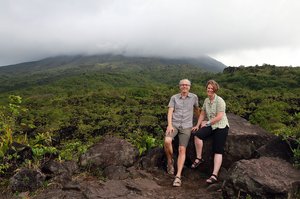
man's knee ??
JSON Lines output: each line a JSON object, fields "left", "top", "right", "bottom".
{"left": 178, "top": 146, "right": 186, "bottom": 154}
{"left": 164, "top": 137, "right": 172, "bottom": 146}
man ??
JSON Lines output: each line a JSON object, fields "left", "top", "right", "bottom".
{"left": 164, "top": 79, "right": 199, "bottom": 187}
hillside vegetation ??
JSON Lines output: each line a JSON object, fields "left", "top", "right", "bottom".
{"left": 0, "top": 56, "right": 299, "bottom": 181}
{"left": 0, "top": 54, "right": 226, "bottom": 93}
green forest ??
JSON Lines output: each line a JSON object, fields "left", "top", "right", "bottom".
{"left": 0, "top": 57, "right": 299, "bottom": 188}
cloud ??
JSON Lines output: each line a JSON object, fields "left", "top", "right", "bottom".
{"left": 0, "top": 0, "right": 299, "bottom": 66}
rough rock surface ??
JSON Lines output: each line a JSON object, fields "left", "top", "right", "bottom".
{"left": 223, "top": 157, "right": 300, "bottom": 199}
{"left": 9, "top": 168, "right": 46, "bottom": 193}
{"left": 31, "top": 169, "right": 222, "bottom": 199}
{"left": 103, "top": 165, "right": 129, "bottom": 180}
{"left": 79, "top": 136, "right": 139, "bottom": 169}
{"left": 41, "top": 160, "right": 79, "bottom": 185}
{"left": 254, "top": 136, "right": 294, "bottom": 162}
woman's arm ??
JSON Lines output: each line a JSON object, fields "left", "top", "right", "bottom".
{"left": 209, "top": 112, "right": 224, "bottom": 125}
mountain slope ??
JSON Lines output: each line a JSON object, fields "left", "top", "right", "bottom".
{"left": 0, "top": 54, "right": 225, "bottom": 93}
{"left": 0, "top": 54, "right": 226, "bottom": 75}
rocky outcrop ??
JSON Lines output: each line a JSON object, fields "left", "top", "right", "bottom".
{"left": 79, "top": 135, "right": 139, "bottom": 169}
{"left": 41, "top": 160, "right": 78, "bottom": 185}
{"left": 103, "top": 165, "right": 129, "bottom": 180}
{"left": 138, "top": 147, "right": 165, "bottom": 170}
{"left": 79, "top": 135, "right": 139, "bottom": 180}
{"left": 31, "top": 171, "right": 221, "bottom": 199}
{"left": 9, "top": 168, "right": 45, "bottom": 192}
{"left": 223, "top": 157, "right": 300, "bottom": 199}
{"left": 254, "top": 136, "right": 294, "bottom": 162}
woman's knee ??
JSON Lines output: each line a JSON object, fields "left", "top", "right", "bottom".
{"left": 194, "top": 136, "right": 203, "bottom": 143}
{"left": 212, "top": 147, "right": 225, "bottom": 154}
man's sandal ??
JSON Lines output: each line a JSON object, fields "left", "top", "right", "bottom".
{"left": 191, "top": 158, "right": 204, "bottom": 169}
{"left": 206, "top": 174, "right": 218, "bottom": 184}
{"left": 173, "top": 176, "right": 182, "bottom": 187}
{"left": 167, "top": 159, "right": 174, "bottom": 175}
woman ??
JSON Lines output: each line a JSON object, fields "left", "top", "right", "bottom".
{"left": 191, "top": 80, "right": 229, "bottom": 184}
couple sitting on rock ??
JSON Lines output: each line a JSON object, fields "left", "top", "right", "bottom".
{"left": 164, "top": 79, "right": 229, "bottom": 187}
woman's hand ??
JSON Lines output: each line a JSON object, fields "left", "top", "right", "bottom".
{"left": 201, "top": 121, "right": 208, "bottom": 128}
{"left": 192, "top": 125, "right": 199, "bottom": 132}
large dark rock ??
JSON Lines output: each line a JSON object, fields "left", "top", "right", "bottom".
{"left": 138, "top": 147, "right": 165, "bottom": 170}
{"left": 42, "top": 160, "right": 78, "bottom": 176}
{"left": 79, "top": 136, "right": 139, "bottom": 169}
{"left": 9, "top": 168, "right": 46, "bottom": 192}
{"left": 223, "top": 113, "right": 276, "bottom": 168}
{"left": 186, "top": 113, "right": 275, "bottom": 173}
{"left": 222, "top": 157, "right": 300, "bottom": 199}
{"left": 41, "top": 160, "right": 78, "bottom": 185}
{"left": 103, "top": 165, "right": 129, "bottom": 180}
{"left": 254, "top": 136, "right": 294, "bottom": 162}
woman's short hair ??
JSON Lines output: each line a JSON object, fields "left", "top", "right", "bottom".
{"left": 206, "top": 80, "right": 220, "bottom": 92}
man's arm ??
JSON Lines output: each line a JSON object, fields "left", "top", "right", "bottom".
{"left": 192, "top": 110, "right": 206, "bottom": 131}
{"left": 166, "top": 107, "right": 174, "bottom": 135}
{"left": 194, "top": 107, "right": 201, "bottom": 119}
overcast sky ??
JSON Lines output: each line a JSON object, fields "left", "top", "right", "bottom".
{"left": 0, "top": 0, "right": 299, "bottom": 67}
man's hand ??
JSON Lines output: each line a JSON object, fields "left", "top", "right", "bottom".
{"left": 166, "top": 125, "right": 174, "bottom": 135}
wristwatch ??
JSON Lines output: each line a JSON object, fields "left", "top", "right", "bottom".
{"left": 206, "top": 121, "right": 211, "bottom": 127}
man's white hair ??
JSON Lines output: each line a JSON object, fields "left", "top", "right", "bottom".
{"left": 179, "top": 79, "right": 191, "bottom": 85}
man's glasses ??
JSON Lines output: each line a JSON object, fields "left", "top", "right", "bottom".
{"left": 180, "top": 84, "right": 190, "bottom": 87}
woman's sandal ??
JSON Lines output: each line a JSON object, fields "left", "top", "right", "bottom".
{"left": 206, "top": 174, "right": 218, "bottom": 184}
{"left": 173, "top": 176, "right": 182, "bottom": 187}
{"left": 191, "top": 158, "right": 204, "bottom": 169}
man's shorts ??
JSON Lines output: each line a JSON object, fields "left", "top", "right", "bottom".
{"left": 166, "top": 126, "right": 192, "bottom": 148}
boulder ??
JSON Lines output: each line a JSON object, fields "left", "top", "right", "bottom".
{"left": 9, "top": 168, "right": 46, "bottom": 192}
{"left": 138, "top": 147, "right": 165, "bottom": 170}
{"left": 254, "top": 136, "right": 294, "bottom": 162}
{"left": 222, "top": 157, "right": 300, "bottom": 199}
{"left": 41, "top": 160, "right": 78, "bottom": 185}
{"left": 79, "top": 136, "right": 139, "bottom": 169}
{"left": 42, "top": 160, "right": 78, "bottom": 176}
{"left": 103, "top": 165, "right": 129, "bottom": 180}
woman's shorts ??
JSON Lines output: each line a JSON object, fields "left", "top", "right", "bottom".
{"left": 194, "top": 126, "right": 229, "bottom": 154}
